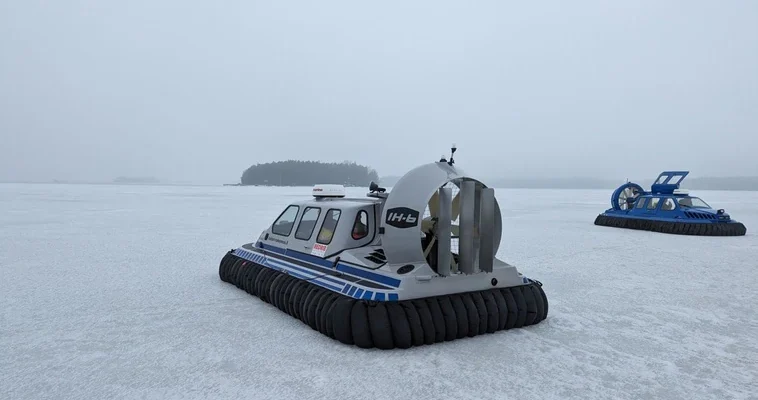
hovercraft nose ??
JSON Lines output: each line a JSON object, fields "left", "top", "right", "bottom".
{"left": 717, "top": 209, "right": 731, "bottom": 220}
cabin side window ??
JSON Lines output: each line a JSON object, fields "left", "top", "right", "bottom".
{"left": 317, "top": 209, "right": 341, "bottom": 245}
{"left": 660, "top": 198, "right": 676, "bottom": 211}
{"left": 635, "top": 198, "right": 647, "bottom": 208}
{"left": 646, "top": 197, "right": 660, "bottom": 210}
{"left": 294, "top": 207, "right": 321, "bottom": 240}
{"left": 677, "top": 197, "right": 710, "bottom": 209}
{"left": 272, "top": 205, "right": 300, "bottom": 236}
{"left": 351, "top": 210, "right": 369, "bottom": 240}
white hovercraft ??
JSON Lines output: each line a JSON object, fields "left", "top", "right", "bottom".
{"left": 218, "top": 146, "right": 548, "bottom": 349}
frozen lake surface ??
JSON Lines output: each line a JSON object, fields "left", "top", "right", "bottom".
{"left": 1, "top": 183, "right": 757, "bottom": 400}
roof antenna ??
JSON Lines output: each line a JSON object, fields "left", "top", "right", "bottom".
{"left": 448, "top": 143, "right": 457, "bottom": 166}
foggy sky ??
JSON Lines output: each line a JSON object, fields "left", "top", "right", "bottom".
{"left": 2, "top": 1, "right": 757, "bottom": 184}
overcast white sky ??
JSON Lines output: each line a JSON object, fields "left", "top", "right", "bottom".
{"left": 1, "top": 0, "right": 756, "bottom": 184}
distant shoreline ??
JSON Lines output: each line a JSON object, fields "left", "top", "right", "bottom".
{"left": 0, "top": 180, "right": 219, "bottom": 188}
{"left": 379, "top": 176, "right": 758, "bottom": 192}
{"left": 3, "top": 176, "right": 758, "bottom": 192}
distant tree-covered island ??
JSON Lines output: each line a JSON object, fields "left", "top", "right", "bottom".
{"left": 240, "top": 160, "right": 379, "bottom": 187}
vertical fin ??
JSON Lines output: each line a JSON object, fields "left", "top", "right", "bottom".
{"left": 427, "top": 190, "right": 440, "bottom": 218}
{"left": 450, "top": 190, "right": 462, "bottom": 220}
{"left": 458, "top": 180, "right": 475, "bottom": 275}
{"left": 437, "top": 187, "right": 452, "bottom": 276}
{"left": 478, "top": 187, "right": 495, "bottom": 273}
{"left": 473, "top": 183, "right": 481, "bottom": 272}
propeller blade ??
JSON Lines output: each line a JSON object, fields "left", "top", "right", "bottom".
{"left": 421, "top": 218, "right": 459, "bottom": 236}
{"left": 421, "top": 218, "right": 435, "bottom": 233}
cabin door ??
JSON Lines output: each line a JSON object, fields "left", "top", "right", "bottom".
{"left": 288, "top": 206, "right": 325, "bottom": 257}
{"left": 645, "top": 197, "right": 661, "bottom": 215}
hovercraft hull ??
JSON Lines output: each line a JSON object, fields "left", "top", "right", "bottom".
{"left": 594, "top": 214, "right": 747, "bottom": 236}
{"left": 218, "top": 250, "right": 548, "bottom": 349}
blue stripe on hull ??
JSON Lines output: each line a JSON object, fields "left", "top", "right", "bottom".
{"left": 232, "top": 247, "right": 400, "bottom": 301}
{"left": 334, "top": 263, "right": 401, "bottom": 288}
{"left": 257, "top": 243, "right": 401, "bottom": 288}
{"left": 601, "top": 213, "right": 740, "bottom": 224}
{"left": 265, "top": 257, "right": 344, "bottom": 286}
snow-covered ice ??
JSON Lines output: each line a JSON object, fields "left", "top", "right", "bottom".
{"left": 1, "top": 183, "right": 757, "bottom": 400}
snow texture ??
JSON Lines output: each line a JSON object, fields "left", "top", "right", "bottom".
{"left": 1, "top": 184, "right": 757, "bottom": 400}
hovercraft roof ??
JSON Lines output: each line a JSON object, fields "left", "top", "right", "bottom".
{"left": 290, "top": 195, "right": 382, "bottom": 208}
{"left": 291, "top": 183, "right": 384, "bottom": 206}
{"left": 638, "top": 190, "right": 694, "bottom": 198}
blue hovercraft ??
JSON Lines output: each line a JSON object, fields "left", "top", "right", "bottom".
{"left": 594, "top": 171, "right": 747, "bottom": 236}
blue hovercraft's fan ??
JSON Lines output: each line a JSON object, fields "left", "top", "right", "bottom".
{"left": 611, "top": 182, "right": 644, "bottom": 211}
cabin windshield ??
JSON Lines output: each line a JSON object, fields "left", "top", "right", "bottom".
{"left": 272, "top": 205, "right": 300, "bottom": 236}
{"left": 676, "top": 197, "right": 710, "bottom": 209}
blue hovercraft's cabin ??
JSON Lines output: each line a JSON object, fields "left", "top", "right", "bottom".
{"left": 218, "top": 147, "right": 548, "bottom": 349}
{"left": 594, "top": 171, "right": 746, "bottom": 236}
